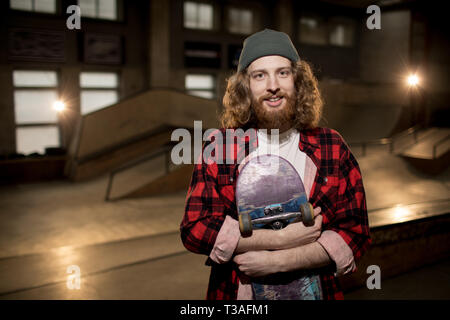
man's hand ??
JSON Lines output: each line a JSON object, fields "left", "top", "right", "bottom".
{"left": 234, "top": 241, "right": 332, "bottom": 277}
{"left": 235, "top": 207, "right": 322, "bottom": 254}
{"left": 233, "top": 250, "right": 279, "bottom": 278}
{"left": 275, "top": 207, "right": 322, "bottom": 250}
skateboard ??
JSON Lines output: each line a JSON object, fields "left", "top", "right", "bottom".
{"left": 236, "top": 154, "right": 323, "bottom": 300}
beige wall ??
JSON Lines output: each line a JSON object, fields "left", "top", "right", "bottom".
{"left": 149, "top": 0, "right": 171, "bottom": 88}
{"left": 359, "top": 10, "right": 411, "bottom": 84}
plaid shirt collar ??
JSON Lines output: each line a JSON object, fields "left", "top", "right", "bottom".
{"left": 246, "top": 127, "right": 321, "bottom": 165}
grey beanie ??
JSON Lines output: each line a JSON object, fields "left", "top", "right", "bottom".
{"left": 237, "top": 29, "right": 300, "bottom": 72}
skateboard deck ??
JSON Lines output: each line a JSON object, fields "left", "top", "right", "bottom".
{"left": 236, "top": 154, "right": 323, "bottom": 300}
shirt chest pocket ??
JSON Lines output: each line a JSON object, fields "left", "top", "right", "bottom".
{"left": 217, "top": 174, "right": 237, "bottom": 214}
{"left": 314, "top": 172, "right": 339, "bottom": 208}
{"left": 217, "top": 174, "right": 233, "bottom": 186}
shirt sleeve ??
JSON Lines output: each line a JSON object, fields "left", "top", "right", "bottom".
{"left": 317, "top": 230, "right": 356, "bottom": 277}
{"left": 209, "top": 215, "right": 241, "bottom": 264}
{"left": 326, "top": 143, "right": 371, "bottom": 268}
{"left": 180, "top": 142, "right": 228, "bottom": 256}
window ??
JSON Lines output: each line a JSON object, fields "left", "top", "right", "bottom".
{"left": 298, "top": 16, "right": 327, "bottom": 45}
{"left": 228, "top": 8, "right": 253, "bottom": 34}
{"left": 298, "top": 15, "right": 355, "bottom": 47}
{"left": 13, "top": 70, "right": 61, "bottom": 155}
{"left": 80, "top": 72, "right": 119, "bottom": 114}
{"left": 78, "top": 0, "right": 118, "bottom": 20}
{"left": 185, "top": 74, "right": 215, "bottom": 99}
{"left": 329, "top": 19, "right": 355, "bottom": 47}
{"left": 184, "top": 1, "right": 213, "bottom": 30}
{"left": 16, "top": 127, "right": 60, "bottom": 155}
{"left": 10, "top": 0, "right": 56, "bottom": 13}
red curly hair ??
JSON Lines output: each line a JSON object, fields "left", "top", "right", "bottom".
{"left": 221, "top": 60, "right": 323, "bottom": 130}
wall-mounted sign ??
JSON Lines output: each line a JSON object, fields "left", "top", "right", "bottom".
{"left": 184, "top": 42, "right": 221, "bottom": 68}
{"left": 83, "top": 33, "right": 123, "bottom": 65}
{"left": 8, "top": 28, "right": 65, "bottom": 62}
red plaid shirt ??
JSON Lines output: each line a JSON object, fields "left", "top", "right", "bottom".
{"left": 180, "top": 127, "right": 371, "bottom": 300}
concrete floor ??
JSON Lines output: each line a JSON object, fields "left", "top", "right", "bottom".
{"left": 345, "top": 258, "right": 450, "bottom": 300}
{"left": 0, "top": 176, "right": 186, "bottom": 258}
{"left": 0, "top": 147, "right": 448, "bottom": 300}
{"left": 0, "top": 232, "right": 209, "bottom": 299}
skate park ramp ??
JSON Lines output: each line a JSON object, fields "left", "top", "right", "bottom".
{"left": 319, "top": 81, "right": 410, "bottom": 143}
{"left": 104, "top": 145, "right": 194, "bottom": 201}
{"left": 401, "top": 128, "right": 450, "bottom": 175}
{"left": 66, "top": 88, "right": 219, "bottom": 181}
{"left": 324, "top": 103, "right": 405, "bottom": 142}
{"left": 399, "top": 127, "right": 450, "bottom": 159}
{"left": 357, "top": 148, "right": 449, "bottom": 213}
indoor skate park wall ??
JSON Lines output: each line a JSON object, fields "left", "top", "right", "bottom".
{"left": 318, "top": 10, "right": 413, "bottom": 144}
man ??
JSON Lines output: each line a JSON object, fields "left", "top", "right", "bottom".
{"left": 180, "top": 29, "right": 371, "bottom": 300}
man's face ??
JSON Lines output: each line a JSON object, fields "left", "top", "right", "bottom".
{"left": 247, "top": 55, "right": 296, "bottom": 131}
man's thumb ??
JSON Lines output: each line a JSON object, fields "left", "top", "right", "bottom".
{"left": 313, "top": 206, "right": 322, "bottom": 216}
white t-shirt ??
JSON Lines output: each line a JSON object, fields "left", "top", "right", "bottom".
{"left": 255, "top": 128, "right": 306, "bottom": 182}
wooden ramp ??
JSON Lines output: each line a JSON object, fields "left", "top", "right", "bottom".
{"left": 65, "top": 89, "right": 218, "bottom": 181}
{"left": 399, "top": 127, "right": 450, "bottom": 174}
{"left": 400, "top": 127, "right": 450, "bottom": 159}
{"left": 122, "top": 164, "right": 194, "bottom": 199}
{"left": 105, "top": 161, "right": 194, "bottom": 201}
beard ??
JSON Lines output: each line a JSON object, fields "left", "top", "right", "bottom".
{"left": 251, "top": 90, "right": 297, "bottom": 131}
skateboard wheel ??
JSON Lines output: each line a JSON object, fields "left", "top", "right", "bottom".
{"left": 300, "top": 202, "right": 314, "bottom": 227}
{"left": 239, "top": 213, "right": 253, "bottom": 237}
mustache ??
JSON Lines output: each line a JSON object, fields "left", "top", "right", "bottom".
{"left": 257, "top": 91, "right": 289, "bottom": 103}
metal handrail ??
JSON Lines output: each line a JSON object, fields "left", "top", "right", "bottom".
{"left": 433, "top": 134, "right": 450, "bottom": 158}
{"left": 350, "top": 125, "right": 423, "bottom": 157}
{"left": 351, "top": 138, "right": 391, "bottom": 157}
{"left": 390, "top": 124, "right": 422, "bottom": 151}
{"left": 105, "top": 144, "right": 173, "bottom": 201}
{"left": 75, "top": 126, "right": 172, "bottom": 165}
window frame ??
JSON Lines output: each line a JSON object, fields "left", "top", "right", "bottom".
{"left": 79, "top": 71, "right": 121, "bottom": 115}
{"left": 12, "top": 68, "right": 62, "bottom": 155}
{"left": 185, "top": 73, "right": 217, "bottom": 99}
{"left": 298, "top": 14, "right": 356, "bottom": 48}
{"left": 183, "top": 0, "right": 216, "bottom": 31}
{"left": 77, "top": 0, "right": 123, "bottom": 22}
{"left": 328, "top": 17, "right": 356, "bottom": 48}
{"left": 226, "top": 6, "right": 254, "bottom": 35}
{"left": 9, "top": 0, "right": 59, "bottom": 15}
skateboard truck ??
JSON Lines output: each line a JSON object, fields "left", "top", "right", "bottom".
{"left": 239, "top": 202, "right": 315, "bottom": 237}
